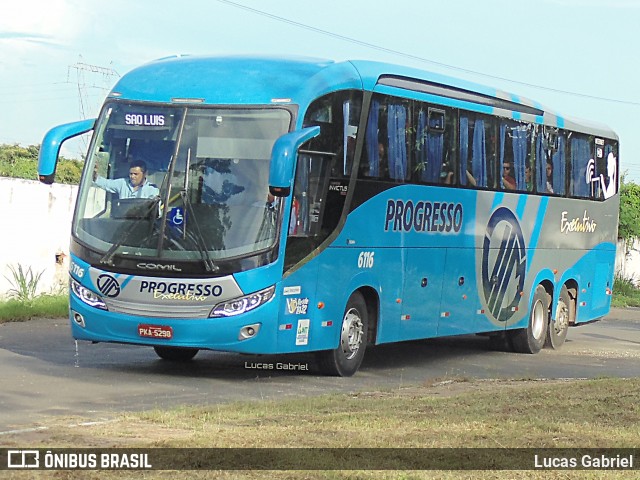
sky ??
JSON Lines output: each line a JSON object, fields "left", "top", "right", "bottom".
{"left": 1, "top": 0, "right": 640, "bottom": 180}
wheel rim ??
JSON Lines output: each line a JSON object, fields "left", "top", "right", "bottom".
{"left": 554, "top": 300, "right": 569, "bottom": 335}
{"left": 531, "top": 299, "right": 546, "bottom": 340}
{"left": 340, "top": 307, "right": 364, "bottom": 360}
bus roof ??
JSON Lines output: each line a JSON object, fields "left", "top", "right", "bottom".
{"left": 109, "top": 55, "right": 616, "bottom": 139}
{"left": 109, "top": 55, "right": 363, "bottom": 108}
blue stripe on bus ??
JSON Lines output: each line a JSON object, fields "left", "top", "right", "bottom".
{"left": 516, "top": 195, "right": 527, "bottom": 219}
{"left": 117, "top": 274, "right": 134, "bottom": 290}
{"left": 491, "top": 192, "right": 505, "bottom": 211}
{"left": 526, "top": 196, "right": 549, "bottom": 270}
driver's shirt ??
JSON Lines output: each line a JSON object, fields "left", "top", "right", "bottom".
{"left": 94, "top": 176, "right": 159, "bottom": 198}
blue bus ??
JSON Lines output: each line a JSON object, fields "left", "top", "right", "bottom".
{"left": 39, "top": 56, "right": 619, "bottom": 376}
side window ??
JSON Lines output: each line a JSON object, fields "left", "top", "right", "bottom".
{"left": 535, "top": 127, "right": 566, "bottom": 195}
{"left": 303, "top": 91, "right": 362, "bottom": 179}
{"left": 289, "top": 154, "right": 331, "bottom": 237}
{"left": 286, "top": 90, "right": 362, "bottom": 271}
{"left": 459, "top": 112, "right": 496, "bottom": 189}
{"left": 595, "top": 138, "right": 618, "bottom": 200}
{"left": 569, "top": 133, "right": 594, "bottom": 198}
{"left": 414, "top": 104, "right": 457, "bottom": 185}
{"left": 498, "top": 121, "right": 532, "bottom": 192}
{"left": 362, "top": 95, "right": 411, "bottom": 182}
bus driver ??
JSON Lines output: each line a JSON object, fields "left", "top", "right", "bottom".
{"left": 93, "top": 158, "right": 159, "bottom": 199}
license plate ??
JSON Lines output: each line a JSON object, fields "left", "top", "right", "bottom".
{"left": 138, "top": 324, "right": 173, "bottom": 340}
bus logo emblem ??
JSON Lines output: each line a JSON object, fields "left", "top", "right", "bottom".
{"left": 481, "top": 208, "right": 526, "bottom": 322}
{"left": 97, "top": 274, "right": 121, "bottom": 298}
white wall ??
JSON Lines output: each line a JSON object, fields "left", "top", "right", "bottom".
{"left": 616, "top": 238, "right": 640, "bottom": 285}
{"left": 0, "top": 177, "right": 77, "bottom": 298}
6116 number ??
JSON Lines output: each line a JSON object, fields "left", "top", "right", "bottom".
{"left": 357, "top": 251, "right": 375, "bottom": 269}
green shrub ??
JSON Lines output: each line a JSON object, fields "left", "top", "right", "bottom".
{"left": 4, "top": 264, "right": 44, "bottom": 304}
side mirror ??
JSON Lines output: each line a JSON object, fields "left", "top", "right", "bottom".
{"left": 38, "top": 119, "right": 96, "bottom": 184}
{"left": 269, "top": 126, "right": 320, "bottom": 197}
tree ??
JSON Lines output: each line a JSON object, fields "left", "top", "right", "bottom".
{"left": 618, "top": 177, "right": 640, "bottom": 243}
{"left": 0, "top": 144, "right": 82, "bottom": 184}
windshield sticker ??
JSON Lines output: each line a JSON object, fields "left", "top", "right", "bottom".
{"left": 286, "top": 298, "right": 309, "bottom": 315}
{"left": 295, "top": 319, "right": 310, "bottom": 346}
{"left": 283, "top": 286, "right": 302, "bottom": 296}
{"left": 385, "top": 200, "right": 463, "bottom": 234}
{"left": 169, "top": 207, "right": 185, "bottom": 227}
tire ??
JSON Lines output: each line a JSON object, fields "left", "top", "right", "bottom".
{"left": 153, "top": 346, "right": 199, "bottom": 361}
{"left": 545, "top": 286, "right": 570, "bottom": 349}
{"left": 317, "top": 292, "right": 368, "bottom": 377}
{"left": 509, "top": 285, "right": 549, "bottom": 354}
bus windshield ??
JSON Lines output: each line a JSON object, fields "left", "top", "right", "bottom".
{"left": 74, "top": 102, "right": 292, "bottom": 266}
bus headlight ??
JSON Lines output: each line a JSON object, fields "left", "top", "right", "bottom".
{"left": 210, "top": 286, "right": 275, "bottom": 318}
{"left": 70, "top": 278, "right": 108, "bottom": 310}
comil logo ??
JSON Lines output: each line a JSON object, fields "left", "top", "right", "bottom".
{"left": 97, "top": 274, "right": 121, "bottom": 298}
{"left": 481, "top": 207, "right": 526, "bottom": 322}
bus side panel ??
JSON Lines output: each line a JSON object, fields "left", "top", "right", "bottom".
{"left": 437, "top": 247, "right": 482, "bottom": 336}
{"left": 400, "top": 247, "right": 444, "bottom": 340}
{"left": 315, "top": 246, "right": 404, "bottom": 345}
{"left": 571, "top": 243, "right": 615, "bottom": 323}
{"left": 276, "top": 259, "right": 323, "bottom": 353}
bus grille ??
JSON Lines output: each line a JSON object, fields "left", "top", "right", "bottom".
{"left": 104, "top": 299, "right": 212, "bottom": 319}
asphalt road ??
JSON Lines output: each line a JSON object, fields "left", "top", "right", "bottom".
{"left": 0, "top": 308, "right": 638, "bottom": 433}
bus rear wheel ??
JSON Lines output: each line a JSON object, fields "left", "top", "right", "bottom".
{"left": 317, "top": 292, "right": 368, "bottom": 377}
{"left": 153, "top": 346, "right": 199, "bottom": 361}
{"left": 545, "top": 286, "right": 570, "bottom": 349}
{"left": 510, "top": 285, "right": 549, "bottom": 354}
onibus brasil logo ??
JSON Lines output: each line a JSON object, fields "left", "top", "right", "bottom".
{"left": 481, "top": 207, "right": 526, "bottom": 322}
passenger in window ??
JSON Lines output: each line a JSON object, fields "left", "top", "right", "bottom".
{"left": 377, "top": 141, "right": 391, "bottom": 179}
{"left": 546, "top": 161, "right": 554, "bottom": 193}
{"left": 463, "top": 170, "right": 477, "bottom": 187}
{"left": 440, "top": 162, "right": 454, "bottom": 184}
{"left": 525, "top": 165, "right": 533, "bottom": 191}
{"left": 502, "top": 162, "right": 516, "bottom": 190}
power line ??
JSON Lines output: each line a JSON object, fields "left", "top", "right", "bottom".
{"left": 67, "top": 58, "right": 120, "bottom": 120}
{"left": 214, "top": 0, "right": 640, "bottom": 107}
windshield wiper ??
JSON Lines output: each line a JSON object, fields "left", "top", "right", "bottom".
{"left": 179, "top": 191, "right": 218, "bottom": 272}
{"left": 99, "top": 196, "right": 162, "bottom": 266}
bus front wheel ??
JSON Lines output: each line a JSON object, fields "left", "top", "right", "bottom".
{"left": 317, "top": 292, "right": 368, "bottom": 377}
{"left": 510, "top": 285, "right": 549, "bottom": 354}
{"left": 545, "top": 286, "right": 570, "bottom": 349}
{"left": 153, "top": 346, "right": 199, "bottom": 361}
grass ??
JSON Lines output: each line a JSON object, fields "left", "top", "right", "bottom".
{"left": 0, "top": 261, "right": 68, "bottom": 322}
{"left": 2, "top": 378, "right": 638, "bottom": 479}
{"left": 611, "top": 274, "right": 640, "bottom": 307}
{"left": 0, "top": 293, "right": 68, "bottom": 322}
